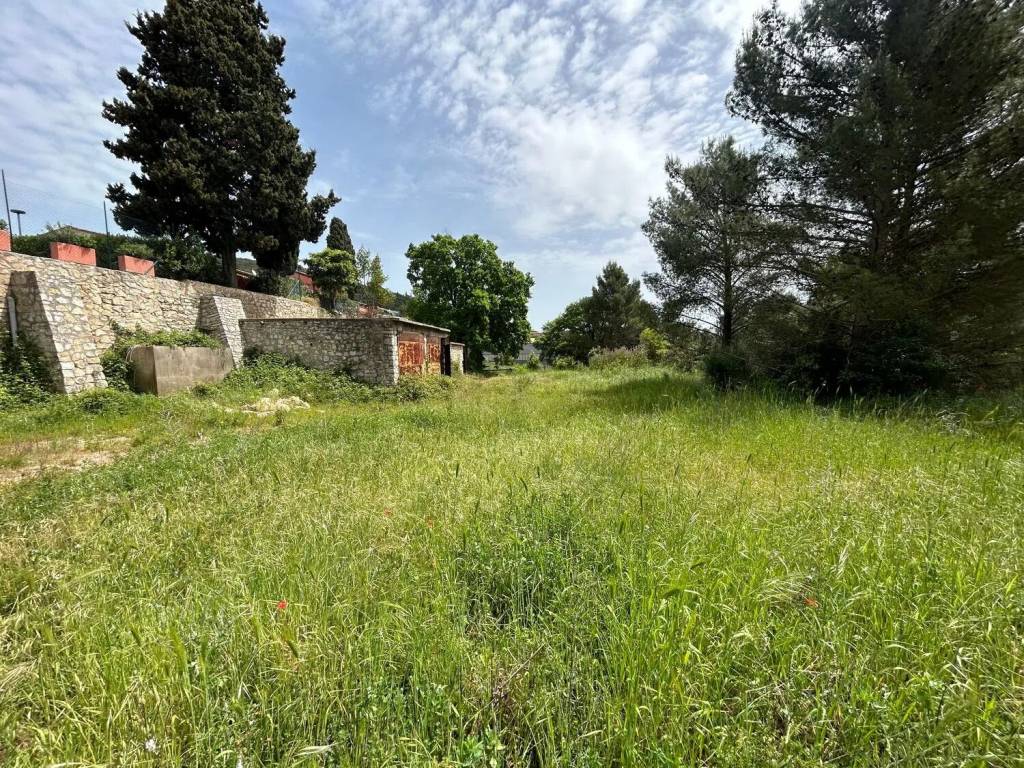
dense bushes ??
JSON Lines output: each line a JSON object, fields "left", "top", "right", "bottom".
{"left": 588, "top": 347, "right": 648, "bottom": 370}
{"left": 0, "top": 335, "right": 52, "bottom": 407}
{"left": 217, "top": 352, "right": 457, "bottom": 404}
{"left": 100, "top": 325, "right": 221, "bottom": 390}
{"left": 13, "top": 229, "right": 153, "bottom": 270}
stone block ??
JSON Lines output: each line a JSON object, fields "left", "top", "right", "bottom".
{"left": 130, "top": 345, "right": 235, "bottom": 396}
{"left": 50, "top": 242, "right": 97, "bottom": 266}
{"left": 118, "top": 254, "right": 156, "bottom": 276}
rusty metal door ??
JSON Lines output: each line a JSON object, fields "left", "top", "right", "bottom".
{"left": 398, "top": 340, "right": 424, "bottom": 375}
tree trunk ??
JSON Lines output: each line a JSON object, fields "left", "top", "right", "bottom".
{"left": 221, "top": 250, "right": 237, "bottom": 288}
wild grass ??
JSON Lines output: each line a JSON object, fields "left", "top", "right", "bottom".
{"left": 1, "top": 368, "right": 1022, "bottom": 766}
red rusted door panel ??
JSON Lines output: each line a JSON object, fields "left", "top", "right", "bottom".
{"left": 398, "top": 340, "right": 424, "bottom": 375}
{"left": 427, "top": 343, "right": 442, "bottom": 375}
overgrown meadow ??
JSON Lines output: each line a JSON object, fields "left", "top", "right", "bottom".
{"left": 1, "top": 368, "right": 1022, "bottom": 766}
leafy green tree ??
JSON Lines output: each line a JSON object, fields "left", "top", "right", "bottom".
{"left": 327, "top": 217, "right": 355, "bottom": 255}
{"left": 150, "top": 234, "right": 221, "bottom": 283}
{"left": 643, "top": 138, "right": 789, "bottom": 349}
{"left": 306, "top": 248, "right": 358, "bottom": 309}
{"left": 639, "top": 328, "right": 670, "bottom": 363}
{"left": 586, "top": 262, "right": 657, "bottom": 350}
{"left": 729, "top": 0, "right": 1024, "bottom": 392}
{"left": 103, "top": 0, "right": 338, "bottom": 286}
{"left": 365, "top": 254, "right": 391, "bottom": 308}
{"left": 537, "top": 300, "right": 594, "bottom": 364}
{"left": 405, "top": 234, "right": 533, "bottom": 371}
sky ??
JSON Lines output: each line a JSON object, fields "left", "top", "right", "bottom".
{"left": 0, "top": 0, "right": 798, "bottom": 327}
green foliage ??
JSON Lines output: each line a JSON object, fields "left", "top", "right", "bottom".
{"left": 326, "top": 217, "right": 355, "bottom": 255}
{"left": 100, "top": 325, "right": 220, "bottom": 391}
{"left": 551, "top": 356, "right": 579, "bottom": 370}
{"left": 644, "top": 138, "right": 790, "bottom": 348}
{"left": 406, "top": 234, "right": 533, "bottom": 371}
{"left": 149, "top": 234, "right": 221, "bottom": 282}
{"left": 218, "top": 352, "right": 455, "bottom": 404}
{"left": 539, "top": 264, "right": 657, "bottom": 365}
{"left": 639, "top": 327, "right": 670, "bottom": 363}
{"left": 526, "top": 353, "right": 540, "bottom": 370}
{"left": 587, "top": 262, "right": 657, "bottom": 350}
{"left": 305, "top": 247, "right": 359, "bottom": 308}
{"left": 103, "top": 0, "right": 338, "bottom": 284}
{"left": 247, "top": 268, "right": 289, "bottom": 297}
{"left": 12, "top": 228, "right": 153, "bottom": 271}
{"left": 0, "top": 335, "right": 52, "bottom": 407}
{"left": 703, "top": 348, "right": 751, "bottom": 390}
{"left": 0, "top": 218, "right": 7, "bottom": 231}
{"left": 537, "top": 299, "right": 593, "bottom": 364}
{"left": 588, "top": 346, "right": 649, "bottom": 370}
{"left": 729, "top": 0, "right": 1024, "bottom": 392}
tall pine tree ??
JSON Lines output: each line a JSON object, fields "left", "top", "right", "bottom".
{"left": 730, "top": 0, "right": 1024, "bottom": 392}
{"left": 586, "top": 262, "right": 657, "bottom": 350}
{"left": 644, "top": 138, "right": 790, "bottom": 349}
{"left": 104, "top": 0, "right": 338, "bottom": 286}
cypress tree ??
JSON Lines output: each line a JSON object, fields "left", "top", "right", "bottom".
{"left": 104, "top": 0, "right": 338, "bottom": 286}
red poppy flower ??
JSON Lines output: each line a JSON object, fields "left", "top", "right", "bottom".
{"left": 276, "top": 599, "right": 288, "bottom": 611}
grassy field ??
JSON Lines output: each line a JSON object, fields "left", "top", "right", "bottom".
{"left": 1, "top": 368, "right": 1023, "bottom": 766}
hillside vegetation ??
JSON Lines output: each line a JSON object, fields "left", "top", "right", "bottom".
{"left": 1, "top": 370, "right": 1022, "bottom": 766}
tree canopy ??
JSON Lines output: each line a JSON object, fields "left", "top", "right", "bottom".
{"left": 728, "top": 0, "right": 1024, "bottom": 392}
{"left": 405, "top": 234, "right": 533, "bottom": 371}
{"left": 643, "top": 138, "right": 789, "bottom": 348}
{"left": 588, "top": 262, "right": 658, "bottom": 350}
{"left": 104, "top": 0, "right": 337, "bottom": 286}
{"left": 538, "top": 262, "right": 658, "bottom": 364}
{"left": 326, "top": 217, "right": 355, "bottom": 256}
{"left": 306, "top": 247, "right": 358, "bottom": 309}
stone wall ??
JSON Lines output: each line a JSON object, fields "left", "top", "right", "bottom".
{"left": 240, "top": 318, "right": 401, "bottom": 385}
{"left": 1, "top": 250, "right": 328, "bottom": 392}
{"left": 450, "top": 343, "right": 465, "bottom": 375}
{"left": 198, "top": 295, "right": 247, "bottom": 365}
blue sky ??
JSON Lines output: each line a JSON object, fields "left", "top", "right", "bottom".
{"left": 0, "top": 0, "right": 796, "bottom": 326}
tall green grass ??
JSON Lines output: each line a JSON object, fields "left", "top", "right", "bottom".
{"left": 1, "top": 369, "right": 1022, "bottom": 766}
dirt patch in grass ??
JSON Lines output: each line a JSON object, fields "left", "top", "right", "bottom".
{"left": 0, "top": 436, "right": 132, "bottom": 486}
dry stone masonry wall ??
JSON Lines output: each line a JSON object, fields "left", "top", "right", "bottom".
{"left": 198, "top": 295, "right": 247, "bottom": 365}
{"left": 240, "top": 318, "right": 401, "bottom": 385}
{"left": 1, "top": 250, "right": 327, "bottom": 393}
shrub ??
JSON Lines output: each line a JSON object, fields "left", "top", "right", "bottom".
{"left": 551, "top": 356, "right": 580, "bottom": 370}
{"left": 101, "top": 324, "right": 220, "bottom": 390}
{"left": 12, "top": 227, "right": 153, "bottom": 270}
{"left": 588, "top": 347, "right": 648, "bottom": 370}
{"left": 526, "top": 353, "right": 541, "bottom": 370}
{"left": 639, "top": 328, "right": 670, "bottom": 363}
{"left": 0, "top": 335, "right": 52, "bottom": 407}
{"left": 220, "top": 352, "right": 457, "bottom": 404}
{"left": 703, "top": 348, "right": 750, "bottom": 390}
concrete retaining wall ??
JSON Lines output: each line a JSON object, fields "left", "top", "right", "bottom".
{"left": 130, "top": 345, "right": 235, "bottom": 395}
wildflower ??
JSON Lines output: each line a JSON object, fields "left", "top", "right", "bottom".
{"left": 276, "top": 599, "right": 288, "bottom": 611}
{"left": 425, "top": 517, "right": 434, "bottom": 529}
{"left": 802, "top": 596, "right": 819, "bottom": 608}
{"left": 144, "top": 737, "right": 158, "bottom": 754}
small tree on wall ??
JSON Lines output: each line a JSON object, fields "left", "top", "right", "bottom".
{"left": 306, "top": 247, "right": 358, "bottom": 309}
